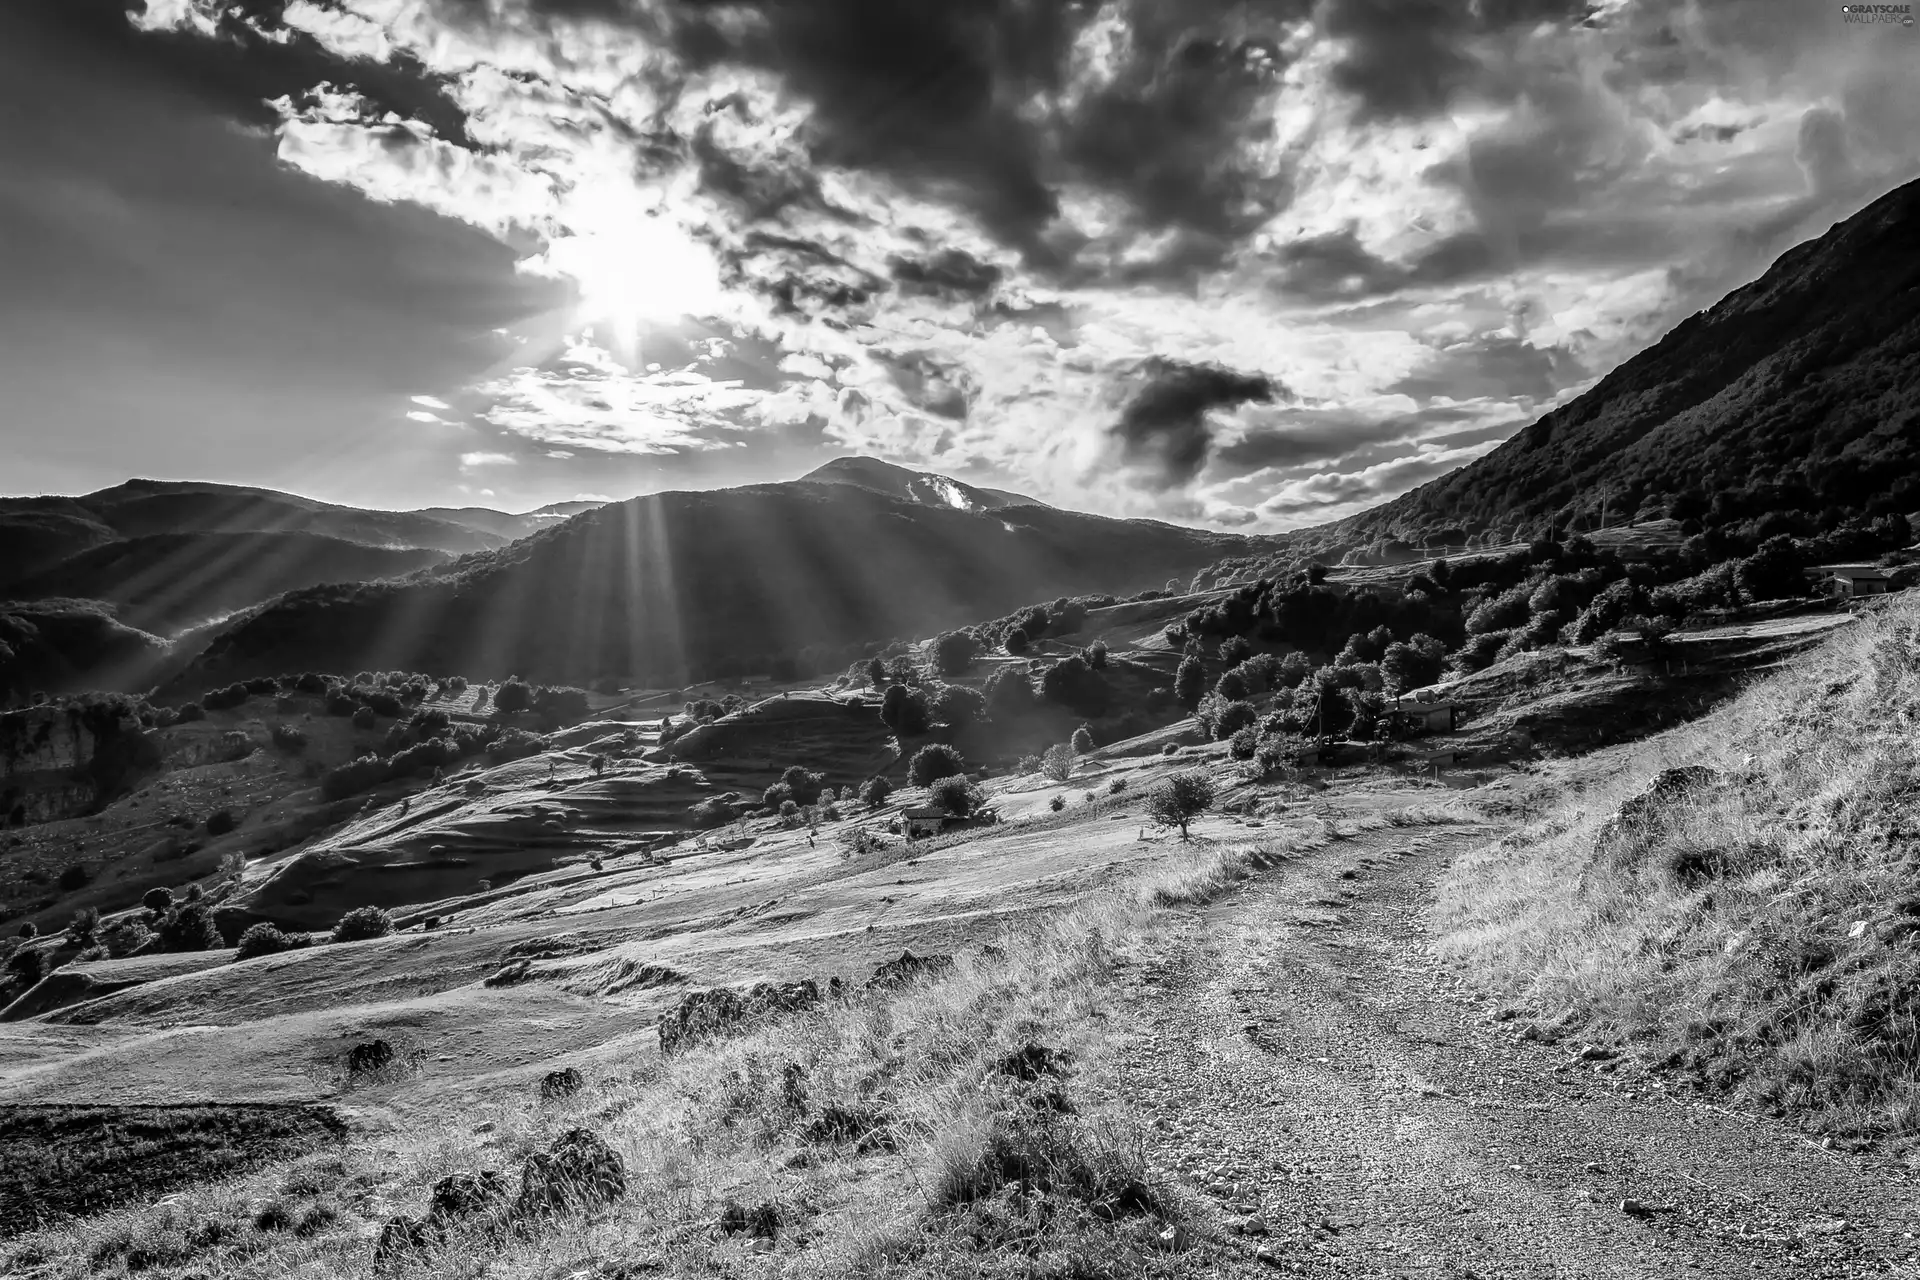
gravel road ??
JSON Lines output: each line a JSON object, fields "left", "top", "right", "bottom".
{"left": 1103, "top": 820, "right": 1920, "bottom": 1278}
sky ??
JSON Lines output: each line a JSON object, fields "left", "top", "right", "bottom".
{"left": 1, "top": 0, "right": 1915, "bottom": 528}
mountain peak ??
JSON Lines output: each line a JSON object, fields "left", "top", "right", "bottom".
{"left": 800, "top": 456, "right": 1041, "bottom": 512}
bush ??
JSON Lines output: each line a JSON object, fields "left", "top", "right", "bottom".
{"left": 1108, "top": 776, "right": 1128, "bottom": 794}
{"left": 1035, "top": 742, "right": 1071, "bottom": 783}
{"left": 762, "top": 782, "right": 795, "bottom": 809}
{"left": 1218, "top": 636, "right": 1253, "bottom": 666}
{"left": 1229, "top": 726, "right": 1258, "bottom": 760}
{"left": 1145, "top": 770, "right": 1215, "bottom": 839}
{"left": 16, "top": 922, "right": 37, "bottom": 940}
{"left": 351, "top": 706, "right": 377, "bottom": 731}
{"left": 321, "top": 754, "right": 392, "bottom": 802}
{"left": 778, "top": 765, "right": 826, "bottom": 806}
{"left": 7, "top": 947, "right": 45, "bottom": 990}
{"left": 1197, "top": 695, "right": 1259, "bottom": 741}
{"left": 881, "top": 683, "right": 930, "bottom": 736}
{"left": 205, "top": 809, "right": 236, "bottom": 837}
{"left": 1071, "top": 726, "right": 1095, "bottom": 754}
{"left": 176, "top": 702, "right": 206, "bottom": 723}
{"left": 928, "top": 683, "right": 985, "bottom": 728}
{"left": 159, "top": 902, "right": 224, "bottom": 952}
{"left": 331, "top": 906, "right": 394, "bottom": 944}
{"left": 926, "top": 774, "right": 983, "bottom": 817}
{"left": 1175, "top": 655, "right": 1207, "bottom": 711}
{"left": 1004, "top": 627, "right": 1030, "bottom": 655}
{"left": 234, "top": 923, "right": 302, "bottom": 962}
{"left": 142, "top": 887, "right": 173, "bottom": 915}
{"left": 495, "top": 678, "right": 534, "bottom": 715}
{"left": 1161, "top": 743, "right": 1180, "bottom": 756}
{"left": 860, "top": 777, "right": 893, "bottom": 808}
{"left": 101, "top": 917, "right": 150, "bottom": 958}
{"left": 56, "top": 864, "right": 91, "bottom": 893}
{"left": 1086, "top": 640, "right": 1108, "bottom": 670}
{"left": 909, "top": 743, "right": 966, "bottom": 788}
{"left": 202, "top": 684, "right": 250, "bottom": 712}
{"left": 778, "top": 799, "right": 801, "bottom": 826}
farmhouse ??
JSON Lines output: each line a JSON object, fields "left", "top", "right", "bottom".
{"left": 1803, "top": 563, "right": 1891, "bottom": 599}
{"left": 1393, "top": 700, "right": 1460, "bottom": 737}
{"left": 901, "top": 805, "right": 951, "bottom": 840}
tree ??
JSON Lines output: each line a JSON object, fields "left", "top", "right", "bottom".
{"left": 1175, "top": 655, "right": 1207, "bottom": 711}
{"left": 495, "top": 678, "right": 534, "bottom": 715}
{"left": 929, "top": 683, "right": 985, "bottom": 728}
{"left": 1086, "top": 640, "right": 1109, "bottom": 671}
{"left": 984, "top": 669, "right": 1034, "bottom": 719}
{"left": 866, "top": 656, "right": 888, "bottom": 688}
{"left": 860, "top": 776, "right": 893, "bottom": 808}
{"left": 881, "top": 684, "right": 929, "bottom": 736}
{"left": 779, "top": 765, "right": 825, "bottom": 806}
{"left": 1218, "top": 636, "right": 1253, "bottom": 666}
{"left": 67, "top": 907, "right": 100, "bottom": 947}
{"left": 1276, "top": 651, "right": 1312, "bottom": 689}
{"left": 331, "top": 906, "right": 395, "bottom": 943}
{"left": 7, "top": 947, "right": 45, "bottom": 990}
{"left": 909, "top": 743, "right": 966, "bottom": 788}
{"left": 1215, "top": 667, "right": 1251, "bottom": 702}
{"left": 929, "top": 775, "right": 984, "bottom": 818}
{"left": 1039, "top": 655, "right": 1110, "bottom": 717}
{"left": 1004, "top": 627, "right": 1030, "bottom": 656}
{"left": 1736, "top": 535, "right": 1807, "bottom": 601}
{"left": 1145, "top": 770, "right": 1215, "bottom": 840}
{"left": 142, "top": 887, "right": 174, "bottom": 915}
{"left": 1380, "top": 636, "right": 1445, "bottom": 695}
{"left": 1071, "top": 725, "right": 1095, "bottom": 754}
{"left": 1041, "top": 743, "right": 1074, "bottom": 782}
{"left": 933, "top": 630, "right": 981, "bottom": 676}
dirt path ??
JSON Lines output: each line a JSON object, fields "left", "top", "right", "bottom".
{"left": 1105, "top": 820, "right": 1920, "bottom": 1278}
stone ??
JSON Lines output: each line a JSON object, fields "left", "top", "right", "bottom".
{"left": 429, "top": 1171, "right": 510, "bottom": 1222}
{"left": 657, "top": 980, "right": 822, "bottom": 1055}
{"left": 1154, "top": 1224, "right": 1191, "bottom": 1252}
{"left": 346, "top": 1039, "right": 395, "bottom": 1074}
{"left": 540, "top": 1067, "right": 585, "bottom": 1100}
{"left": 514, "top": 1128, "right": 627, "bottom": 1219}
{"left": 865, "top": 949, "right": 954, "bottom": 989}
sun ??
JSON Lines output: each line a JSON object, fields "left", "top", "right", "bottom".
{"left": 543, "top": 182, "right": 730, "bottom": 348}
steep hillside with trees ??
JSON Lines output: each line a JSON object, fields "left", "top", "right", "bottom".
{"left": 171, "top": 478, "right": 1277, "bottom": 690}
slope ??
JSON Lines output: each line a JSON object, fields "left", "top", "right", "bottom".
{"left": 1, "top": 533, "right": 450, "bottom": 635}
{"left": 1332, "top": 175, "right": 1920, "bottom": 542}
{"left": 170, "top": 478, "right": 1275, "bottom": 690}
{"left": 800, "top": 455, "right": 1040, "bottom": 511}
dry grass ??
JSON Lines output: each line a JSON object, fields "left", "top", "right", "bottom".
{"left": 1438, "top": 596, "right": 1920, "bottom": 1141}
{"left": 3, "top": 827, "right": 1324, "bottom": 1280}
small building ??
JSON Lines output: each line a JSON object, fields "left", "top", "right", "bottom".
{"left": 1393, "top": 700, "right": 1459, "bottom": 737}
{"left": 1803, "top": 564, "right": 1891, "bottom": 599}
{"left": 901, "top": 805, "right": 950, "bottom": 840}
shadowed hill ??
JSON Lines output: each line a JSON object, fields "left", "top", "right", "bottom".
{"left": 800, "top": 456, "right": 1039, "bottom": 511}
{"left": 0, "top": 599, "right": 170, "bottom": 700}
{"left": 1340, "top": 177, "right": 1920, "bottom": 539}
{"left": 61, "top": 480, "right": 505, "bottom": 555}
{"left": 171, "top": 479, "right": 1276, "bottom": 689}
{"left": 1, "top": 533, "right": 450, "bottom": 635}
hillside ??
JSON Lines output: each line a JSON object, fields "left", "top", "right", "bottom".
{"left": 0, "top": 533, "right": 449, "bottom": 635}
{"left": 168, "top": 476, "right": 1275, "bottom": 690}
{"left": 408, "top": 500, "right": 607, "bottom": 542}
{"left": 1251, "top": 177, "right": 1920, "bottom": 559}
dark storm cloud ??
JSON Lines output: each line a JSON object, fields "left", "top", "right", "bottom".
{"left": 877, "top": 351, "right": 974, "bottom": 420}
{"left": 1213, "top": 410, "right": 1419, "bottom": 473}
{"left": 25, "top": 0, "right": 474, "bottom": 144}
{"left": 1110, "top": 359, "right": 1281, "bottom": 491}
{"left": 890, "top": 249, "right": 1004, "bottom": 300}
{"left": 1389, "top": 334, "right": 1576, "bottom": 404}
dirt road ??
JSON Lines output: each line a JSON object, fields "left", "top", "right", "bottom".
{"left": 1106, "top": 820, "right": 1920, "bottom": 1278}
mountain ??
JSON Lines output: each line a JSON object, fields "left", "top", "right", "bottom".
{"left": 171, "top": 470, "right": 1276, "bottom": 689}
{"left": 1328, "top": 177, "right": 1920, "bottom": 544}
{"left": 0, "top": 533, "right": 450, "bottom": 635}
{"left": 57, "top": 480, "right": 508, "bottom": 554}
{"left": 409, "top": 500, "right": 609, "bottom": 542}
{"left": 801, "top": 457, "right": 1039, "bottom": 511}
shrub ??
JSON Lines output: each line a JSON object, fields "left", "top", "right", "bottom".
{"left": 495, "top": 678, "right": 534, "bottom": 715}
{"left": 176, "top": 702, "right": 206, "bottom": 723}
{"left": 331, "top": 906, "right": 394, "bottom": 944}
{"left": 16, "top": 922, "right": 37, "bottom": 940}
{"left": 1145, "top": 770, "right": 1215, "bottom": 839}
{"left": 56, "top": 864, "right": 91, "bottom": 893}
{"left": 909, "top": 743, "right": 966, "bottom": 788}
{"left": 1175, "top": 655, "right": 1207, "bottom": 711}
{"left": 159, "top": 902, "right": 224, "bottom": 952}
{"left": 7, "top": 947, "right": 45, "bottom": 989}
{"left": 351, "top": 705, "right": 377, "bottom": 731}
{"left": 1027, "top": 743, "right": 1067, "bottom": 784}
{"left": 1197, "top": 695, "right": 1259, "bottom": 741}
{"left": 67, "top": 906, "right": 101, "bottom": 946}
{"left": 778, "top": 799, "right": 802, "bottom": 826}
{"left": 234, "top": 923, "right": 302, "bottom": 962}
{"left": 1229, "top": 726, "right": 1258, "bottom": 760}
{"left": 101, "top": 917, "right": 150, "bottom": 958}
{"left": 1086, "top": 640, "right": 1109, "bottom": 670}
{"left": 859, "top": 776, "right": 893, "bottom": 808}
{"left": 1108, "top": 776, "right": 1128, "bottom": 794}
{"left": 1161, "top": 743, "right": 1180, "bottom": 756}
{"left": 142, "top": 887, "right": 173, "bottom": 915}
{"left": 1071, "top": 726, "right": 1095, "bottom": 754}
{"left": 202, "top": 684, "right": 250, "bottom": 712}
{"left": 762, "top": 782, "right": 795, "bottom": 809}
{"left": 205, "top": 809, "right": 237, "bottom": 837}
{"left": 1004, "top": 627, "right": 1030, "bottom": 655}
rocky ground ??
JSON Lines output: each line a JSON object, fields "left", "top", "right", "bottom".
{"left": 1101, "top": 819, "right": 1920, "bottom": 1277}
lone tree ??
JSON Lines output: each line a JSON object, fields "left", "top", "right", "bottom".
{"left": 1175, "top": 655, "right": 1207, "bottom": 711}
{"left": 1145, "top": 770, "right": 1215, "bottom": 840}
{"left": 331, "top": 905, "right": 395, "bottom": 944}
{"left": 909, "top": 743, "right": 966, "bottom": 788}
{"left": 142, "top": 887, "right": 173, "bottom": 915}
{"left": 860, "top": 776, "right": 893, "bottom": 808}
{"left": 1041, "top": 743, "right": 1074, "bottom": 782}
{"left": 1085, "top": 640, "right": 1109, "bottom": 670}
{"left": 1071, "top": 725, "right": 1095, "bottom": 754}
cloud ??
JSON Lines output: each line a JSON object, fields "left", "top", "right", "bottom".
{"left": 411, "top": 394, "right": 452, "bottom": 409}
{"left": 1108, "top": 358, "right": 1281, "bottom": 491}
{"left": 459, "top": 450, "right": 516, "bottom": 467}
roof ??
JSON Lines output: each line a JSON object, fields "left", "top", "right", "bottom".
{"left": 1397, "top": 700, "right": 1457, "bottom": 713}
{"left": 1806, "top": 563, "right": 1890, "bottom": 576}
{"left": 900, "top": 805, "right": 950, "bottom": 819}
